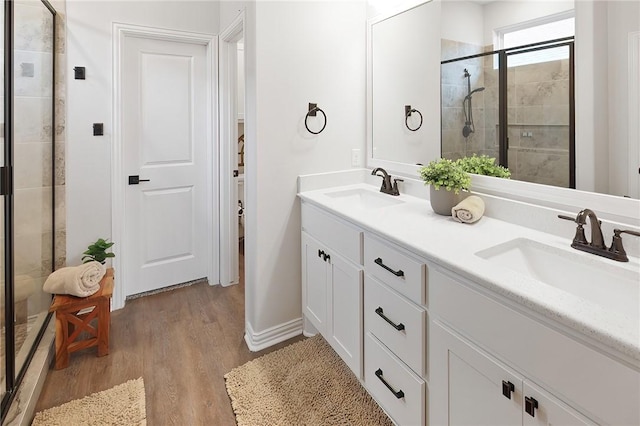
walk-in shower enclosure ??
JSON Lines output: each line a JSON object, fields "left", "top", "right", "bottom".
{"left": 2, "top": 0, "right": 57, "bottom": 418}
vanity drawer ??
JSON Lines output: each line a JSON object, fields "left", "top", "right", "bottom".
{"left": 301, "top": 202, "right": 363, "bottom": 264}
{"left": 365, "top": 275, "right": 426, "bottom": 377}
{"left": 364, "top": 233, "right": 426, "bottom": 305}
{"left": 365, "top": 333, "right": 426, "bottom": 426}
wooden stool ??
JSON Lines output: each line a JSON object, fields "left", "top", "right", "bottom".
{"left": 49, "top": 268, "right": 114, "bottom": 369}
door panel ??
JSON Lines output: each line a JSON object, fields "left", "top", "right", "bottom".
{"left": 301, "top": 233, "right": 328, "bottom": 333}
{"left": 523, "top": 381, "right": 595, "bottom": 426}
{"left": 327, "top": 253, "right": 363, "bottom": 378}
{"left": 141, "top": 53, "right": 193, "bottom": 164}
{"left": 123, "top": 35, "right": 210, "bottom": 296}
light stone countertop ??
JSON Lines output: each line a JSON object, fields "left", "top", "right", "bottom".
{"left": 298, "top": 183, "right": 640, "bottom": 366}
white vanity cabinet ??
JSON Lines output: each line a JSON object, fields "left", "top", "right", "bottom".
{"left": 431, "top": 320, "right": 595, "bottom": 426}
{"left": 429, "top": 266, "right": 639, "bottom": 426}
{"left": 301, "top": 203, "right": 364, "bottom": 378}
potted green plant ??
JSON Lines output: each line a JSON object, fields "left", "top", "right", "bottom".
{"left": 456, "top": 154, "right": 511, "bottom": 178}
{"left": 82, "top": 238, "right": 115, "bottom": 265}
{"left": 419, "top": 158, "right": 471, "bottom": 215}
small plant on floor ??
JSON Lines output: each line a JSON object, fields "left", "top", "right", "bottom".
{"left": 456, "top": 154, "right": 511, "bottom": 178}
{"left": 418, "top": 158, "right": 471, "bottom": 195}
{"left": 82, "top": 238, "right": 115, "bottom": 264}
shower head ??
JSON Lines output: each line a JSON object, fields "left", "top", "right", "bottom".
{"left": 465, "top": 87, "right": 485, "bottom": 100}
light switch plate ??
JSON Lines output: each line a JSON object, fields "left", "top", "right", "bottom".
{"left": 351, "top": 149, "right": 361, "bottom": 167}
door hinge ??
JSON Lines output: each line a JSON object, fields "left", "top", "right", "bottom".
{"left": 233, "top": 170, "right": 239, "bottom": 177}
{"left": 0, "top": 166, "right": 12, "bottom": 196}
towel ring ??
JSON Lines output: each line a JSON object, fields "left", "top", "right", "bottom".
{"left": 305, "top": 103, "right": 327, "bottom": 135}
{"left": 404, "top": 105, "right": 423, "bottom": 132}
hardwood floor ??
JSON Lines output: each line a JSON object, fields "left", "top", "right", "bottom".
{"left": 35, "top": 251, "right": 304, "bottom": 425}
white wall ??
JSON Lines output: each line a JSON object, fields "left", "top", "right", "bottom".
{"left": 65, "top": 1, "right": 219, "bottom": 265}
{"left": 440, "top": 0, "right": 483, "bottom": 46}
{"left": 607, "top": 0, "right": 639, "bottom": 197}
{"left": 240, "top": 1, "right": 367, "bottom": 344}
{"left": 372, "top": 1, "right": 441, "bottom": 165}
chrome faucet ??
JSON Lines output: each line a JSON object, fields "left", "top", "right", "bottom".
{"left": 558, "top": 209, "right": 640, "bottom": 262}
{"left": 371, "top": 168, "right": 402, "bottom": 196}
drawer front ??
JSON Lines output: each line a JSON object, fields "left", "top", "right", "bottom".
{"left": 430, "top": 267, "right": 640, "bottom": 426}
{"left": 365, "top": 333, "right": 426, "bottom": 426}
{"left": 301, "top": 202, "right": 362, "bottom": 264}
{"left": 364, "top": 233, "right": 426, "bottom": 305}
{"left": 365, "top": 275, "right": 426, "bottom": 377}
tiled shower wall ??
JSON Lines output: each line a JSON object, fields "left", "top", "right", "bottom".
{"left": 441, "top": 39, "right": 494, "bottom": 160}
{"left": 503, "top": 59, "right": 570, "bottom": 187}
{"left": 441, "top": 38, "right": 570, "bottom": 188}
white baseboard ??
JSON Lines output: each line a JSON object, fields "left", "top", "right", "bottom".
{"left": 244, "top": 317, "right": 303, "bottom": 352}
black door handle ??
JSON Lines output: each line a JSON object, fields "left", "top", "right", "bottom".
{"left": 375, "top": 307, "right": 405, "bottom": 331}
{"left": 374, "top": 258, "right": 404, "bottom": 277}
{"left": 128, "top": 175, "right": 150, "bottom": 185}
{"left": 375, "top": 368, "right": 404, "bottom": 399}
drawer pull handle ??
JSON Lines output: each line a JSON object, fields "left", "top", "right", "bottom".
{"left": 375, "top": 368, "right": 405, "bottom": 399}
{"left": 375, "top": 307, "right": 405, "bottom": 331}
{"left": 374, "top": 258, "right": 404, "bottom": 277}
{"left": 525, "top": 396, "right": 538, "bottom": 417}
{"left": 502, "top": 380, "right": 514, "bottom": 399}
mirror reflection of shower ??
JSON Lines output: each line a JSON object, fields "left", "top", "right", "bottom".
{"left": 462, "top": 68, "right": 485, "bottom": 138}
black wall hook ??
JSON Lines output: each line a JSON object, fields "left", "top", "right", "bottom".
{"left": 305, "top": 102, "right": 327, "bottom": 134}
{"left": 405, "top": 105, "right": 423, "bottom": 131}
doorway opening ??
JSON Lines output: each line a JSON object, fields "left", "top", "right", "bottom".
{"left": 219, "top": 12, "right": 246, "bottom": 289}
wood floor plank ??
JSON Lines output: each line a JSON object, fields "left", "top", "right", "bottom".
{"left": 34, "top": 254, "right": 304, "bottom": 425}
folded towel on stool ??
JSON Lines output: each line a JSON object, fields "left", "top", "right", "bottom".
{"left": 452, "top": 195, "right": 485, "bottom": 224}
{"left": 43, "top": 261, "right": 106, "bottom": 297}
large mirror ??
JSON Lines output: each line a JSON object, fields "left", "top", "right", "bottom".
{"left": 367, "top": 0, "right": 640, "bottom": 200}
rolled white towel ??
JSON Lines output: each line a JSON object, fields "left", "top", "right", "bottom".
{"left": 43, "top": 261, "right": 106, "bottom": 297}
{"left": 452, "top": 195, "right": 485, "bottom": 224}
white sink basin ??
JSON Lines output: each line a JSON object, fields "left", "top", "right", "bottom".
{"left": 324, "top": 188, "right": 404, "bottom": 209}
{"left": 475, "top": 238, "right": 640, "bottom": 319}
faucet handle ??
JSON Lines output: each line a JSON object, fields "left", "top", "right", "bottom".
{"left": 609, "top": 229, "right": 640, "bottom": 262}
{"left": 558, "top": 214, "right": 577, "bottom": 222}
{"left": 558, "top": 214, "right": 588, "bottom": 245}
{"left": 390, "top": 178, "right": 404, "bottom": 196}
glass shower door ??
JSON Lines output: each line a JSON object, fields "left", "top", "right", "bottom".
{"left": 505, "top": 43, "right": 574, "bottom": 188}
{"left": 12, "top": 0, "right": 55, "bottom": 376}
{"left": 441, "top": 52, "right": 500, "bottom": 161}
{"left": 1, "top": 0, "right": 5, "bottom": 402}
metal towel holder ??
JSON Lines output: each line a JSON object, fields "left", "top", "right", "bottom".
{"left": 305, "top": 102, "right": 327, "bottom": 134}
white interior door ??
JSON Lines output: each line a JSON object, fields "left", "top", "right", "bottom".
{"left": 122, "top": 34, "right": 211, "bottom": 296}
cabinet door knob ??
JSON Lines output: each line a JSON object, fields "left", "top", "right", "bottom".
{"left": 501, "top": 380, "right": 514, "bottom": 399}
{"left": 375, "top": 368, "right": 405, "bottom": 399}
{"left": 525, "top": 396, "right": 538, "bottom": 417}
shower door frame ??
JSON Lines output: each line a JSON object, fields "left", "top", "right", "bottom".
{"left": 1, "top": 0, "right": 57, "bottom": 418}
{"left": 441, "top": 36, "right": 576, "bottom": 189}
